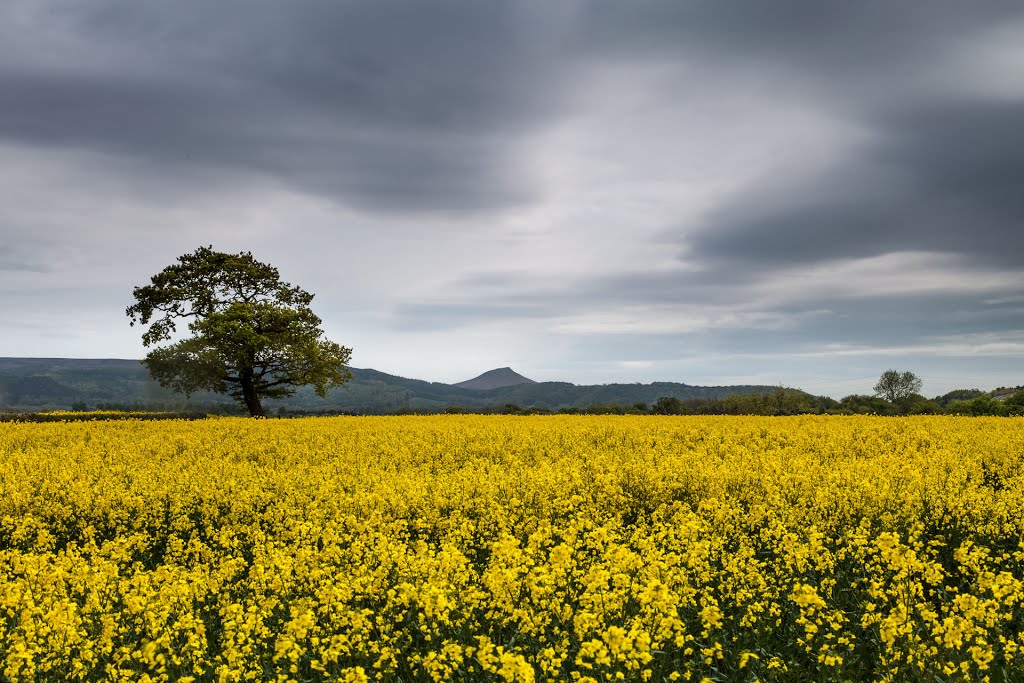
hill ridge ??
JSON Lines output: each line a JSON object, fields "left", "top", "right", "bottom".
{"left": 0, "top": 357, "right": 774, "bottom": 413}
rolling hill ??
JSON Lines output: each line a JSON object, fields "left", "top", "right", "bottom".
{"left": 0, "top": 357, "right": 778, "bottom": 414}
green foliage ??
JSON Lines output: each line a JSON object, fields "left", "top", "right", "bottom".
{"left": 873, "top": 369, "right": 923, "bottom": 403}
{"left": 646, "top": 388, "right": 831, "bottom": 416}
{"left": 1004, "top": 389, "right": 1024, "bottom": 409}
{"left": 0, "top": 410, "right": 208, "bottom": 423}
{"left": 907, "top": 398, "right": 943, "bottom": 415}
{"left": 652, "top": 396, "right": 685, "bottom": 415}
{"left": 127, "top": 247, "right": 351, "bottom": 416}
{"left": 947, "top": 395, "right": 1017, "bottom": 416}
{"left": 838, "top": 394, "right": 897, "bottom": 415}
{"left": 935, "top": 388, "right": 985, "bottom": 407}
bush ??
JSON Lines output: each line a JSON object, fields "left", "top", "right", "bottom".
{"left": 652, "top": 396, "right": 685, "bottom": 415}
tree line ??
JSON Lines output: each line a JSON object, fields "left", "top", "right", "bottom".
{"left": 437, "top": 371, "right": 1024, "bottom": 417}
{"left": 52, "top": 383, "right": 1024, "bottom": 419}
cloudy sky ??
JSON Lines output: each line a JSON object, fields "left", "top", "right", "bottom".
{"left": 2, "top": 1, "right": 1023, "bottom": 397}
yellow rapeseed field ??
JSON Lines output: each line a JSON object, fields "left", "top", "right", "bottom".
{"left": 1, "top": 415, "right": 1022, "bottom": 682}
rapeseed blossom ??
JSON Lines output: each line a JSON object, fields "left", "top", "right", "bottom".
{"left": 1, "top": 415, "right": 1022, "bottom": 681}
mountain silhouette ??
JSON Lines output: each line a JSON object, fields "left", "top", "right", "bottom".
{"left": 454, "top": 367, "right": 537, "bottom": 390}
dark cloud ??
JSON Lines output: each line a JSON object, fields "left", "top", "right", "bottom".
{"left": 685, "top": 98, "right": 1024, "bottom": 268}
{"left": 2, "top": 1, "right": 1020, "bottom": 218}
{"left": 777, "top": 294, "right": 1024, "bottom": 347}
{"left": 578, "top": 1, "right": 1020, "bottom": 99}
{"left": 0, "top": 1, "right": 569, "bottom": 212}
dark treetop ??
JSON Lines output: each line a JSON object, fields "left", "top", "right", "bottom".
{"left": 126, "top": 247, "right": 351, "bottom": 416}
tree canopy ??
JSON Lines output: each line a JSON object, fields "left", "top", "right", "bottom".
{"left": 127, "top": 247, "right": 351, "bottom": 416}
{"left": 873, "top": 369, "right": 923, "bottom": 403}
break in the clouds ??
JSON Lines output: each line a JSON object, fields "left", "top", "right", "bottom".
{"left": 1, "top": 1, "right": 1022, "bottom": 397}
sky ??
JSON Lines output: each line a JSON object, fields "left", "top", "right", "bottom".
{"left": 1, "top": 1, "right": 1023, "bottom": 398}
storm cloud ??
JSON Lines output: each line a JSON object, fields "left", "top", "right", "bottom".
{"left": 687, "top": 98, "right": 1024, "bottom": 269}
{"left": 1, "top": 1, "right": 1022, "bottom": 395}
{"left": 0, "top": 1, "right": 583, "bottom": 211}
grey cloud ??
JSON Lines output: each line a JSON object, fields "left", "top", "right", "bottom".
{"left": 3, "top": 0, "right": 1023, "bottom": 389}
{"left": 3, "top": 1, "right": 1020, "bottom": 218}
{"left": 390, "top": 299, "right": 553, "bottom": 332}
{"left": 0, "top": 236, "right": 62, "bottom": 273}
{"left": 577, "top": 2, "right": 1024, "bottom": 276}
{"left": 777, "top": 294, "right": 1024, "bottom": 347}
{"left": 556, "top": 293, "right": 1024, "bottom": 366}
{"left": 577, "top": 1, "right": 1020, "bottom": 100}
{"left": 72, "top": 1, "right": 559, "bottom": 129}
{"left": 406, "top": 259, "right": 1024, "bottom": 371}
{"left": 686, "top": 98, "right": 1024, "bottom": 268}
{"left": 0, "top": 259, "right": 49, "bottom": 274}
{"left": 0, "top": 70, "right": 248, "bottom": 161}
{"left": 0, "top": 1, "right": 569, "bottom": 212}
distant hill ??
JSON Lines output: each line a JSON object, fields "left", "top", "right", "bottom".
{"left": 0, "top": 357, "right": 778, "bottom": 414}
{"left": 0, "top": 358, "right": 186, "bottom": 410}
{"left": 454, "top": 367, "right": 536, "bottom": 390}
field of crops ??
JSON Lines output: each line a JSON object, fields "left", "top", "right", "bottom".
{"left": 1, "top": 415, "right": 1022, "bottom": 682}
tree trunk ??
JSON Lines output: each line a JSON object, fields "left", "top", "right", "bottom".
{"left": 239, "top": 372, "right": 266, "bottom": 417}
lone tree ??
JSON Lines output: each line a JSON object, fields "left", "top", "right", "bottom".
{"left": 127, "top": 247, "right": 352, "bottom": 417}
{"left": 873, "top": 369, "right": 923, "bottom": 403}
